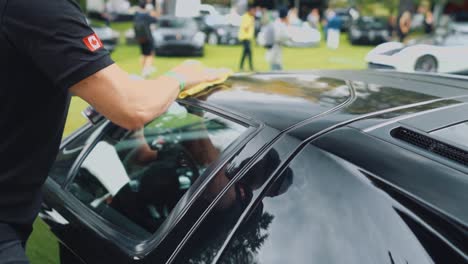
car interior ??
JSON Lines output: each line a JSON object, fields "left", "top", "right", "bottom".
{"left": 68, "top": 103, "right": 247, "bottom": 239}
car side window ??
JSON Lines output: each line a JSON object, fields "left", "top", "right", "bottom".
{"left": 68, "top": 103, "right": 248, "bottom": 239}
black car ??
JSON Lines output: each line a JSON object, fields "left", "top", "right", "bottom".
{"left": 335, "top": 8, "right": 352, "bottom": 32}
{"left": 349, "top": 16, "right": 390, "bottom": 45}
{"left": 198, "top": 14, "right": 240, "bottom": 45}
{"left": 41, "top": 70, "right": 468, "bottom": 264}
{"left": 153, "top": 16, "right": 205, "bottom": 56}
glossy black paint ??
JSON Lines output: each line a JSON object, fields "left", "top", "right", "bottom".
{"left": 41, "top": 70, "right": 468, "bottom": 264}
{"left": 217, "top": 143, "right": 466, "bottom": 263}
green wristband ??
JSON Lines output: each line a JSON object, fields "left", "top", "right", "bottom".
{"left": 164, "top": 71, "right": 186, "bottom": 91}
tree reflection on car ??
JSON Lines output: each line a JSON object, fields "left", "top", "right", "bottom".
{"left": 175, "top": 148, "right": 294, "bottom": 263}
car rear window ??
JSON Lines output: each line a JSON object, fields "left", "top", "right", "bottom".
{"left": 67, "top": 103, "right": 248, "bottom": 239}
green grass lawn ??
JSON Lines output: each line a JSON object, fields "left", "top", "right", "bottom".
{"left": 26, "top": 23, "right": 374, "bottom": 263}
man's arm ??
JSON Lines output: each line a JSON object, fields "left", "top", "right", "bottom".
{"left": 70, "top": 62, "right": 225, "bottom": 130}
{"left": 4, "top": 0, "right": 226, "bottom": 131}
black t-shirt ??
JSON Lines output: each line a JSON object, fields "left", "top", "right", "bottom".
{"left": 134, "top": 11, "right": 157, "bottom": 43}
{"left": 0, "top": 0, "right": 114, "bottom": 241}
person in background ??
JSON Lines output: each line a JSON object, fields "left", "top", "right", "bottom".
{"left": 265, "top": 7, "right": 290, "bottom": 71}
{"left": 424, "top": 11, "right": 434, "bottom": 34}
{"left": 260, "top": 7, "right": 272, "bottom": 27}
{"left": 145, "top": 0, "right": 155, "bottom": 11}
{"left": 421, "top": 5, "right": 434, "bottom": 34}
{"left": 254, "top": 6, "right": 262, "bottom": 36}
{"left": 398, "top": 11, "right": 412, "bottom": 42}
{"left": 388, "top": 15, "right": 397, "bottom": 40}
{"left": 307, "top": 8, "right": 320, "bottom": 29}
{"left": 134, "top": 0, "right": 158, "bottom": 78}
{"left": 288, "top": 7, "right": 301, "bottom": 26}
{"left": 326, "top": 9, "right": 341, "bottom": 49}
{"left": 238, "top": 4, "right": 256, "bottom": 72}
{"left": 322, "top": 9, "right": 329, "bottom": 39}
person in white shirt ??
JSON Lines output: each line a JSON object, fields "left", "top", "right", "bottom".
{"left": 307, "top": 8, "right": 320, "bottom": 29}
{"left": 266, "top": 7, "right": 289, "bottom": 71}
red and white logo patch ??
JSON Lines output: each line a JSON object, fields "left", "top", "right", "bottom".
{"left": 83, "top": 33, "right": 103, "bottom": 52}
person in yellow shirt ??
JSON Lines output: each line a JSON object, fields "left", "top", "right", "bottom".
{"left": 238, "top": 5, "right": 256, "bottom": 71}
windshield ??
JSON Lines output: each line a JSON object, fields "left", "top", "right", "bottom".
{"left": 356, "top": 17, "right": 386, "bottom": 29}
{"left": 68, "top": 103, "right": 249, "bottom": 239}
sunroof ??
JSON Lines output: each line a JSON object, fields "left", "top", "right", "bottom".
{"left": 431, "top": 121, "right": 468, "bottom": 149}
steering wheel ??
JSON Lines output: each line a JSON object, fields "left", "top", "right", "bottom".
{"left": 123, "top": 133, "right": 200, "bottom": 180}
{"left": 117, "top": 137, "right": 201, "bottom": 229}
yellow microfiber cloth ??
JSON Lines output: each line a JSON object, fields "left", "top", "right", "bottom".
{"left": 178, "top": 71, "right": 233, "bottom": 99}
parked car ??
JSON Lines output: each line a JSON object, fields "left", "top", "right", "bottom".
{"left": 367, "top": 9, "right": 468, "bottom": 74}
{"left": 124, "top": 28, "right": 137, "bottom": 45}
{"left": 207, "top": 24, "right": 240, "bottom": 45}
{"left": 366, "top": 38, "right": 468, "bottom": 74}
{"left": 285, "top": 23, "right": 321, "bottom": 47}
{"left": 41, "top": 70, "right": 468, "bottom": 264}
{"left": 199, "top": 14, "right": 240, "bottom": 45}
{"left": 348, "top": 16, "right": 390, "bottom": 45}
{"left": 91, "top": 25, "right": 120, "bottom": 53}
{"left": 198, "top": 3, "right": 230, "bottom": 17}
{"left": 257, "top": 22, "right": 321, "bottom": 48}
{"left": 153, "top": 16, "right": 205, "bottom": 56}
{"left": 335, "top": 8, "right": 352, "bottom": 32}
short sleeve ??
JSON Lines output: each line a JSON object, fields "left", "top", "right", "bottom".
{"left": 2, "top": 0, "right": 114, "bottom": 91}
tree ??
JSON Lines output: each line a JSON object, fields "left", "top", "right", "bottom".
{"left": 352, "top": 0, "right": 400, "bottom": 16}
{"left": 76, "top": 0, "right": 87, "bottom": 12}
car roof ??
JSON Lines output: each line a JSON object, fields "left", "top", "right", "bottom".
{"left": 187, "top": 70, "right": 468, "bottom": 133}
{"left": 190, "top": 72, "right": 468, "bottom": 262}
{"left": 188, "top": 72, "right": 352, "bottom": 131}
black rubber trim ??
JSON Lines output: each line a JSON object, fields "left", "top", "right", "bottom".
{"left": 391, "top": 127, "right": 468, "bottom": 166}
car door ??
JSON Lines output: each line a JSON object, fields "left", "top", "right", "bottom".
{"left": 41, "top": 102, "right": 264, "bottom": 264}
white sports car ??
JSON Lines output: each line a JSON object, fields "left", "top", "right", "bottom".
{"left": 285, "top": 23, "right": 321, "bottom": 47}
{"left": 257, "top": 22, "right": 321, "bottom": 48}
{"left": 366, "top": 41, "right": 468, "bottom": 74}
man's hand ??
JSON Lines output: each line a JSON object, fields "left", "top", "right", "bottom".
{"left": 70, "top": 62, "right": 230, "bottom": 130}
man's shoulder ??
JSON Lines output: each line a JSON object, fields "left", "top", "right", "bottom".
{"left": 3, "top": 0, "right": 84, "bottom": 24}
